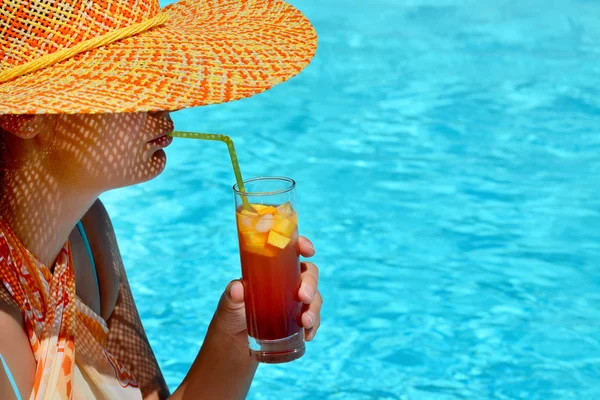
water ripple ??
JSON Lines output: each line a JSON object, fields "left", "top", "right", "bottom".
{"left": 98, "top": 0, "right": 600, "bottom": 398}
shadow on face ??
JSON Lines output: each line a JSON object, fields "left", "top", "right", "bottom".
{"left": 0, "top": 112, "right": 174, "bottom": 260}
{"left": 1, "top": 111, "right": 174, "bottom": 193}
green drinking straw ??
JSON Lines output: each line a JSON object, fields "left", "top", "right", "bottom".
{"left": 168, "top": 131, "right": 251, "bottom": 210}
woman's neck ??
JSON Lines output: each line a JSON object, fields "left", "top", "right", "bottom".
{"left": 0, "top": 167, "right": 98, "bottom": 267}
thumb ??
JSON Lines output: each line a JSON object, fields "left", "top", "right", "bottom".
{"left": 219, "top": 279, "right": 245, "bottom": 312}
{"left": 213, "top": 280, "right": 247, "bottom": 337}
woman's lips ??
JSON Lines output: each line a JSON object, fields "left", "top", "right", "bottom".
{"left": 148, "top": 134, "right": 173, "bottom": 147}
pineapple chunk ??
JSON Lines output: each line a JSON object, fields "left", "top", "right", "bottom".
{"left": 276, "top": 202, "right": 294, "bottom": 217}
{"left": 250, "top": 204, "right": 278, "bottom": 216}
{"left": 258, "top": 206, "right": 277, "bottom": 215}
{"left": 243, "top": 231, "right": 268, "bottom": 246}
{"left": 241, "top": 232, "right": 273, "bottom": 256}
{"left": 241, "top": 209, "right": 258, "bottom": 216}
{"left": 271, "top": 217, "right": 296, "bottom": 237}
{"left": 245, "top": 243, "right": 275, "bottom": 257}
{"left": 267, "top": 230, "right": 291, "bottom": 249}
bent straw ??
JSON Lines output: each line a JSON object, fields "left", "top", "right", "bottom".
{"left": 168, "top": 131, "right": 251, "bottom": 210}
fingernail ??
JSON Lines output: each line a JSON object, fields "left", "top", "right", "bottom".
{"left": 301, "top": 285, "right": 314, "bottom": 301}
{"left": 305, "top": 311, "right": 316, "bottom": 327}
{"left": 308, "top": 244, "right": 315, "bottom": 254}
{"left": 229, "top": 281, "right": 240, "bottom": 296}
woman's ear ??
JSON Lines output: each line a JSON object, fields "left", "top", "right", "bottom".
{"left": 0, "top": 114, "right": 39, "bottom": 139}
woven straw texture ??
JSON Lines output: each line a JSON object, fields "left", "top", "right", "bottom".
{"left": 0, "top": 0, "right": 318, "bottom": 114}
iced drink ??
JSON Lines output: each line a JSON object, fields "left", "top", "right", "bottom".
{"left": 234, "top": 178, "right": 304, "bottom": 363}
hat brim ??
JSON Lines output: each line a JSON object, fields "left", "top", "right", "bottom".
{"left": 0, "top": 0, "right": 317, "bottom": 114}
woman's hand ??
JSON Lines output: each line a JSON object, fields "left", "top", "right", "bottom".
{"left": 170, "top": 237, "right": 321, "bottom": 399}
{"left": 211, "top": 236, "right": 323, "bottom": 349}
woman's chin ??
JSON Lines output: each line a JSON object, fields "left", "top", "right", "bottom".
{"left": 104, "top": 150, "right": 167, "bottom": 190}
{"left": 148, "top": 149, "right": 167, "bottom": 176}
{"left": 126, "top": 149, "right": 168, "bottom": 186}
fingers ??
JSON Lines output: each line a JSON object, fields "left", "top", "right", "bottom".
{"left": 299, "top": 262, "right": 319, "bottom": 304}
{"left": 302, "top": 291, "right": 322, "bottom": 341}
{"left": 298, "top": 261, "right": 322, "bottom": 341}
{"left": 299, "top": 236, "right": 316, "bottom": 257}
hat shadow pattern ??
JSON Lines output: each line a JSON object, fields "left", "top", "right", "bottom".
{"left": 0, "top": 112, "right": 173, "bottom": 255}
{"left": 0, "top": 113, "right": 175, "bottom": 397}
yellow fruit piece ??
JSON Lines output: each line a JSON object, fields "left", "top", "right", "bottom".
{"left": 276, "top": 202, "right": 294, "bottom": 217}
{"left": 267, "top": 230, "right": 291, "bottom": 250}
{"left": 251, "top": 204, "right": 278, "bottom": 215}
{"left": 272, "top": 217, "right": 296, "bottom": 237}
{"left": 250, "top": 204, "right": 267, "bottom": 212}
{"left": 243, "top": 231, "right": 268, "bottom": 246}
{"left": 258, "top": 206, "right": 277, "bottom": 215}
{"left": 245, "top": 243, "right": 275, "bottom": 257}
{"left": 250, "top": 204, "right": 267, "bottom": 211}
{"left": 241, "top": 232, "right": 274, "bottom": 256}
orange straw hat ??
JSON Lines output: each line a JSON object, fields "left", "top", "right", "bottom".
{"left": 0, "top": 0, "right": 318, "bottom": 114}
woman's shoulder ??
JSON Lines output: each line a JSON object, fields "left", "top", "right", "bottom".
{"left": 80, "top": 199, "right": 122, "bottom": 321}
{"left": 82, "top": 198, "right": 113, "bottom": 236}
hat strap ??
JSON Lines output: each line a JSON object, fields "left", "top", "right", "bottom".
{"left": 0, "top": 12, "right": 169, "bottom": 84}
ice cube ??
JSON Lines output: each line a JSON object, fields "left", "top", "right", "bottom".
{"left": 254, "top": 214, "right": 275, "bottom": 232}
{"left": 276, "top": 202, "right": 294, "bottom": 217}
{"left": 237, "top": 211, "right": 258, "bottom": 232}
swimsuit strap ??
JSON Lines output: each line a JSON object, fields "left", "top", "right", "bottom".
{"left": 76, "top": 221, "right": 100, "bottom": 296}
{"left": 0, "top": 353, "right": 23, "bottom": 400}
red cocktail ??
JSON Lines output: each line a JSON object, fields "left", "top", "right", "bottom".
{"left": 234, "top": 177, "right": 304, "bottom": 363}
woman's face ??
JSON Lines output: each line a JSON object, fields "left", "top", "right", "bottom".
{"left": 1, "top": 112, "right": 174, "bottom": 194}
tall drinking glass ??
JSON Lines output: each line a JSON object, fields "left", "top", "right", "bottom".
{"left": 233, "top": 177, "right": 304, "bottom": 363}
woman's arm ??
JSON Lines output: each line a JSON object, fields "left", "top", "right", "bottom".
{"left": 168, "top": 283, "right": 259, "bottom": 400}
{"left": 169, "top": 326, "right": 258, "bottom": 400}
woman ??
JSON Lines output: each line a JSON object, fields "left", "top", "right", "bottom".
{"left": 0, "top": 0, "right": 321, "bottom": 399}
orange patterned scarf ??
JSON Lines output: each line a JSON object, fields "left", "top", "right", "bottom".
{"left": 0, "top": 218, "right": 141, "bottom": 399}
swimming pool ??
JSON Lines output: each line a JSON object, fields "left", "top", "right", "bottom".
{"left": 100, "top": 0, "right": 600, "bottom": 398}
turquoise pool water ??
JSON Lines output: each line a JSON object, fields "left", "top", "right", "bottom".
{"left": 101, "top": 0, "right": 600, "bottom": 398}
